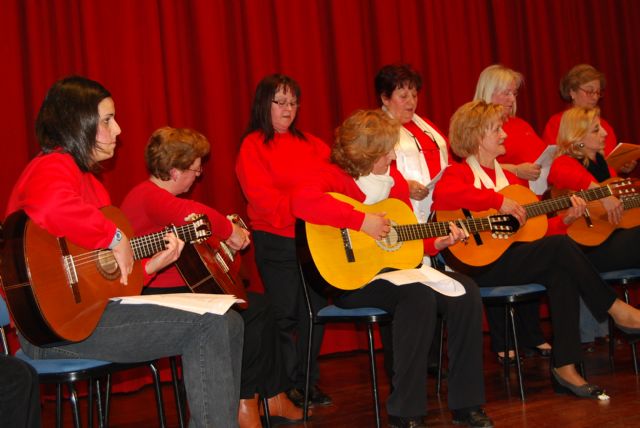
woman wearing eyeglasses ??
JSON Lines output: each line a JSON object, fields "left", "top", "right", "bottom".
{"left": 236, "top": 74, "right": 332, "bottom": 409}
{"left": 543, "top": 64, "right": 636, "bottom": 174}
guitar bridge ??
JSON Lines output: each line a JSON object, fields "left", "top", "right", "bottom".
{"left": 340, "top": 228, "right": 356, "bottom": 263}
{"left": 59, "top": 237, "right": 81, "bottom": 303}
{"left": 215, "top": 252, "right": 230, "bottom": 273}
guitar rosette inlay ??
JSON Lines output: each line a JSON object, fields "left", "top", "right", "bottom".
{"left": 376, "top": 223, "right": 401, "bottom": 252}
{"left": 96, "top": 250, "right": 120, "bottom": 280}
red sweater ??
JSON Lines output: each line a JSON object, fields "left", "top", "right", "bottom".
{"left": 290, "top": 162, "right": 440, "bottom": 256}
{"left": 236, "top": 130, "right": 330, "bottom": 238}
{"left": 121, "top": 180, "right": 233, "bottom": 288}
{"left": 548, "top": 154, "right": 617, "bottom": 191}
{"left": 431, "top": 161, "right": 567, "bottom": 235}
{"left": 497, "top": 116, "right": 547, "bottom": 165}
{"left": 5, "top": 152, "right": 116, "bottom": 250}
{"left": 543, "top": 111, "right": 617, "bottom": 156}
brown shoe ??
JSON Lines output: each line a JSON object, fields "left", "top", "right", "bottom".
{"left": 238, "top": 395, "right": 261, "bottom": 428}
{"left": 263, "top": 391, "right": 308, "bottom": 423}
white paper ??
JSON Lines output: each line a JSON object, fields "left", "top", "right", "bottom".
{"left": 425, "top": 167, "right": 446, "bottom": 191}
{"left": 529, "top": 145, "right": 557, "bottom": 195}
{"left": 371, "top": 265, "right": 466, "bottom": 296}
{"left": 111, "top": 293, "right": 244, "bottom": 315}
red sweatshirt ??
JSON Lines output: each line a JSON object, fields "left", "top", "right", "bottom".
{"left": 236, "top": 130, "right": 330, "bottom": 238}
{"left": 121, "top": 180, "right": 232, "bottom": 288}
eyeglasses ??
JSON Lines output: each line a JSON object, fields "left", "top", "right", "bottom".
{"left": 578, "top": 87, "right": 604, "bottom": 98}
{"left": 187, "top": 166, "right": 203, "bottom": 174}
{"left": 272, "top": 99, "right": 298, "bottom": 108}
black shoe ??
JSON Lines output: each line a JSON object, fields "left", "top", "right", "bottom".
{"left": 286, "top": 386, "right": 332, "bottom": 408}
{"left": 550, "top": 367, "right": 609, "bottom": 400}
{"left": 452, "top": 409, "right": 494, "bottom": 428}
{"left": 388, "top": 415, "right": 427, "bottom": 428}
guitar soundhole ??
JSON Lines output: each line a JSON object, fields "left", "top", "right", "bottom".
{"left": 376, "top": 222, "right": 401, "bottom": 252}
{"left": 96, "top": 250, "right": 120, "bottom": 281}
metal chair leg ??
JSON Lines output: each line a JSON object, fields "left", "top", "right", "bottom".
{"left": 104, "top": 374, "right": 112, "bottom": 427}
{"left": 148, "top": 362, "right": 167, "bottom": 428}
{"left": 68, "top": 383, "right": 82, "bottom": 428}
{"left": 261, "top": 396, "right": 271, "bottom": 428}
{"left": 436, "top": 317, "right": 445, "bottom": 396}
{"left": 509, "top": 305, "right": 525, "bottom": 401}
{"left": 367, "top": 323, "right": 382, "bottom": 428}
{"left": 170, "top": 357, "right": 186, "bottom": 428}
{"left": 56, "top": 383, "right": 63, "bottom": 428}
{"left": 88, "top": 378, "right": 94, "bottom": 427}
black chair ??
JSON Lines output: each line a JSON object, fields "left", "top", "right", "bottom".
{"left": 602, "top": 268, "right": 640, "bottom": 374}
{"left": 0, "top": 294, "right": 184, "bottom": 428}
{"left": 480, "top": 283, "right": 547, "bottom": 401}
{"left": 295, "top": 220, "right": 391, "bottom": 428}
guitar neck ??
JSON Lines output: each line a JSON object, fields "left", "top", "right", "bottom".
{"left": 394, "top": 217, "right": 494, "bottom": 242}
{"left": 524, "top": 185, "right": 611, "bottom": 219}
{"left": 130, "top": 223, "right": 196, "bottom": 260}
{"left": 623, "top": 196, "right": 640, "bottom": 210}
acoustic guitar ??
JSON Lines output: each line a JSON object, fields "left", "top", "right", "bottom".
{"left": 175, "top": 214, "right": 249, "bottom": 309}
{"left": 566, "top": 194, "right": 640, "bottom": 246}
{"left": 0, "top": 207, "right": 211, "bottom": 346}
{"left": 435, "top": 178, "right": 639, "bottom": 268}
{"left": 304, "top": 192, "right": 518, "bottom": 290}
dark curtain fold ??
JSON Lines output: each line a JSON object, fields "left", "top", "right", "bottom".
{"left": 1, "top": 0, "right": 639, "bottom": 355}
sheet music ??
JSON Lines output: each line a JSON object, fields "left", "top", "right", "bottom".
{"left": 425, "top": 167, "right": 446, "bottom": 191}
{"left": 112, "top": 293, "right": 244, "bottom": 315}
{"left": 371, "top": 264, "right": 466, "bottom": 296}
{"left": 529, "top": 145, "right": 557, "bottom": 195}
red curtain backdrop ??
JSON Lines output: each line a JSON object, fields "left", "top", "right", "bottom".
{"left": 1, "top": 0, "right": 639, "bottom": 357}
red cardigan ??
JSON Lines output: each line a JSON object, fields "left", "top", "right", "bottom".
{"left": 496, "top": 116, "right": 547, "bottom": 165}
{"left": 290, "top": 162, "right": 440, "bottom": 256}
{"left": 548, "top": 154, "right": 617, "bottom": 191}
{"left": 431, "top": 161, "right": 567, "bottom": 235}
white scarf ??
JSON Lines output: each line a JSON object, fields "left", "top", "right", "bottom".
{"left": 386, "top": 108, "right": 449, "bottom": 222}
{"left": 465, "top": 155, "right": 509, "bottom": 191}
{"left": 355, "top": 168, "right": 395, "bottom": 204}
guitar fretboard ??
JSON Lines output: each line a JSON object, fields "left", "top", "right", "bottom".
{"left": 394, "top": 217, "right": 496, "bottom": 242}
{"left": 524, "top": 186, "right": 612, "bottom": 219}
{"left": 622, "top": 195, "right": 640, "bottom": 210}
{"left": 130, "top": 223, "right": 201, "bottom": 260}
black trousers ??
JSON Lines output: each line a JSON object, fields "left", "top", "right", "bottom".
{"left": 142, "top": 288, "right": 288, "bottom": 398}
{"left": 469, "top": 235, "right": 617, "bottom": 367}
{"left": 253, "top": 231, "right": 327, "bottom": 389}
{"left": 582, "top": 226, "right": 640, "bottom": 272}
{"left": 335, "top": 271, "right": 485, "bottom": 417}
{"left": 0, "top": 354, "right": 41, "bottom": 428}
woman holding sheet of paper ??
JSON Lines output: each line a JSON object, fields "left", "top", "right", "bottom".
{"left": 473, "top": 65, "right": 551, "bottom": 195}
{"left": 375, "top": 64, "right": 453, "bottom": 224}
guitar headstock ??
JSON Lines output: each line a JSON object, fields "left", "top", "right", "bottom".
{"left": 227, "top": 214, "right": 248, "bottom": 230}
{"left": 609, "top": 178, "right": 640, "bottom": 198}
{"left": 184, "top": 213, "right": 212, "bottom": 243}
{"left": 488, "top": 214, "right": 520, "bottom": 239}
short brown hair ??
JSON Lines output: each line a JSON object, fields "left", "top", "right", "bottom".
{"left": 146, "top": 127, "right": 210, "bottom": 180}
{"left": 559, "top": 64, "right": 606, "bottom": 102}
{"left": 331, "top": 110, "right": 400, "bottom": 178}
{"left": 557, "top": 106, "right": 601, "bottom": 166}
{"left": 449, "top": 101, "right": 504, "bottom": 158}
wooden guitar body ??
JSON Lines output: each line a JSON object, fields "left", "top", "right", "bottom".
{"left": 176, "top": 237, "right": 249, "bottom": 309}
{"left": 566, "top": 195, "right": 640, "bottom": 246}
{"left": 0, "top": 206, "right": 143, "bottom": 346}
{"left": 435, "top": 185, "right": 545, "bottom": 267}
{"left": 306, "top": 194, "right": 423, "bottom": 291}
